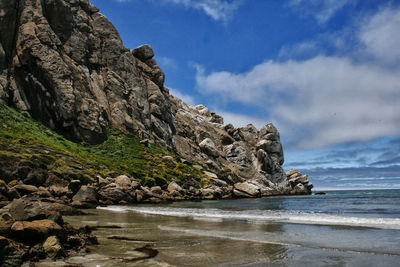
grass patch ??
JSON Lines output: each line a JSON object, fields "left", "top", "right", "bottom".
{"left": 0, "top": 104, "right": 208, "bottom": 187}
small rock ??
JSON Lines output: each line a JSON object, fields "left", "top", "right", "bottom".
{"left": 162, "top": 155, "right": 175, "bottom": 162}
{"left": 179, "top": 158, "right": 191, "bottom": 165}
{"left": 43, "top": 235, "right": 63, "bottom": 258}
{"left": 210, "top": 178, "right": 228, "bottom": 187}
{"left": 140, "top": 139, "right": 150, "bottom": 147}
{"left": 205, "top": 159, "right": 219, "bottom": 170}
{"left": 203, "top": 171, "right": 218, "bottom": 179}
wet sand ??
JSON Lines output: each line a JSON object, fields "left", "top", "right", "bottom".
{"left": 34, "top": 197, "right": 400, "bottom": 267}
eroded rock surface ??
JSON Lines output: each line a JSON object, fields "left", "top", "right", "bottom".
{"left": 0, "top": 0, "right": 312, "bottom": 197}
{"left": 0, "top": 0, "right": 174, "bottom": 148}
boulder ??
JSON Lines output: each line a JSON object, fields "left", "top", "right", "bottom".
{"left": 68, "top": 180, "right": 81, "bottom": 194}
{"left": 97, "top": 176, "right": 109, "bottom": 187}
{"left": 71, "top": 186, "right": 98, "bottom": 208}
{"left": 131, "top": 180, "right": 141, "bottom": 190}
{"left": 292, "top": 183, "right": 308, "bottom": 194}
{"left": 199, "top": 138, "right": 219, "bottom": 157}
{"left": 11, "top": 219, "right": 62, "bottom": 244}
{"left": 150, "top": 186, "right": 163, "bottom": 195}
{"left": 7, "top": 198, "right": 45, "bottom": 221}
{"left": 98, "top": 186, "right": 131, "bottom": 204}
{"left": 48, "top": 185, "right": 68, "bottom": 197}
{"left": 6, "top": 197, "right": 81, "bottom": 221}
{"left": 13, "top": 184, "right": 38, "bottom": 196}
{"left": 132, "top": 44, "right": 154, "bottom": 61}
{"left": 233, "top": 182, "right": 260, "bottom": 198}
{"left": 200, "top": 188, "right": 215, "bottom": 199}
{"left": 6, "top": 187, "right": 20, "bottom": 200}
{"left": 140, "top": 186, "right": 155, "bottom": 199}
{"left": 23, "top": 169, "right": 47, "bottom": 187}
{"left": 233, "top": 189, "right": 252, "bottom": 198}
{"left": 286, "top": 169, "right": 299, "bottom": 177}
{"left": 114, "top": 175, "right": 131, "bottom": 188}
{"left": 167, "top": 182, "right": 183, "bottom": 196}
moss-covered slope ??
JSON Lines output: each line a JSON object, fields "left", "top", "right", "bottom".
{"left": 0, "top": 104, "right": 207, "bottom": 187}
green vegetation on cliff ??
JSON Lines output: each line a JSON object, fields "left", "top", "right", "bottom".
{"left": 0, "top": 104, "right": 207, "bottom": 187}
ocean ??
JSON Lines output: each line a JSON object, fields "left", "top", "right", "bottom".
{"left": 60, "top": 189, "right": 400, "bottom": 266}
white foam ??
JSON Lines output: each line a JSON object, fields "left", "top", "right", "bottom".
{"left": 97, "top": 206, "right": 400, "bottom": 230}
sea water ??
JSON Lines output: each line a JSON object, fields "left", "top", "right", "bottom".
{"left": 60, "top": 189, "right": 400, "bottom": 266}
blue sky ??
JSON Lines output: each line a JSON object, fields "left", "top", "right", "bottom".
{"left": 90, "top": 0, "right": 400, "bottom": 190}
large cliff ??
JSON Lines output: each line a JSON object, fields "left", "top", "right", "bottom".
{"left": 0, "top": 0, "right": 312, "bottom": 199}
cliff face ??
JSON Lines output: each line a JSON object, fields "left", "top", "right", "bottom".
{"left": 0, "top": 0, "right": 174, "bottom": 148}
{"left": 0, "top": 0, "right": 312, "bottom": 196}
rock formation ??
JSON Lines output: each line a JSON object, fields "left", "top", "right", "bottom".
{"left": 0, "top": 0, "right": 174, "bottom": 148}
{"left": 0, "top": 0, "right": 312, "bottom": 196}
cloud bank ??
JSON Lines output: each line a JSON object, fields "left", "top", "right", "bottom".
{"left": 195, "top": 7, "right": 400, "bottom": 149}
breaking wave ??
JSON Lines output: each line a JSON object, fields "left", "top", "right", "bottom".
{"left": 97, "top": 206, "right": 400, "bottom": 230}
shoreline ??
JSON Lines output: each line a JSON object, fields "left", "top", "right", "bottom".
{"left": 0, "top": 173, "right": 311, "bottom": 266}
{"left": 42, "top": 191, "right": 400, "bottom": 266}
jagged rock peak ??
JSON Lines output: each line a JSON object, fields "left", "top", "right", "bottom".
{"left": 0, "top": 0, "right": 312, "bottom": 195}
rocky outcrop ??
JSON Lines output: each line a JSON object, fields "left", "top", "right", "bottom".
{"left": 0, "top": 0, "right": 312, "bottom": 198}
{"left": 0, "top": 0, "right": 174, "bottom": 148}
{"left": 286, "top": 169, "right": 313, "bottom": 195}
{"left": 170, "top": 98, "right": 312, "bottom": 196}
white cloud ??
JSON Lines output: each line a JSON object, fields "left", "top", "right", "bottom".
{"left": 360, "top": 7, "right": 400, "bottom": 65}
{"left": 168, "top": 87, "right": 196, "bottom": 105}
{"left": 196, "top": 7, "right": 400, "bottom": 149}
{"left": 158, "top": 56, "right": 178, "bottom": 70}
{"left": 117, "top": 0, "right": 242, "bottom": 23}
{"left": 289, "top": 0, "right": 355, "bottom": 24}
